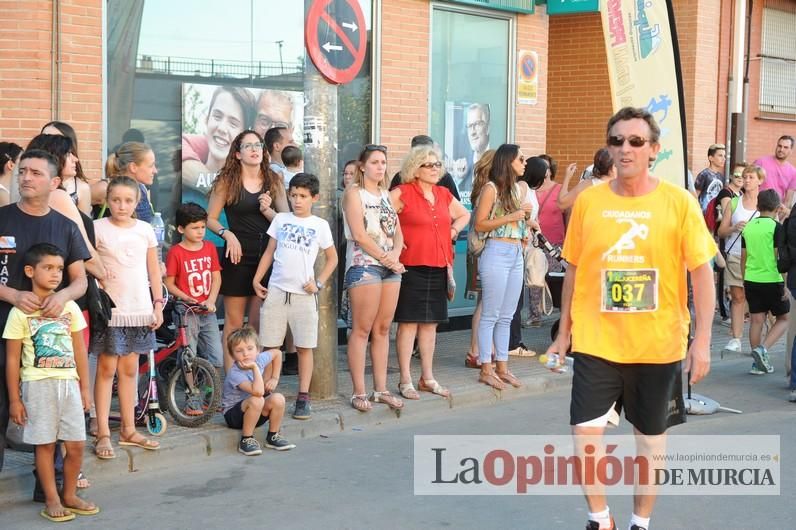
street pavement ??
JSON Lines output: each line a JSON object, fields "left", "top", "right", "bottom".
{"left": 1, "top": 312, "right": 793, "bottom": 528}
{"left": 1, "top": 330, "right": 793, "bottom": 529}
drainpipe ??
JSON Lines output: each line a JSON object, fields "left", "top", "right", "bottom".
{"left": 51, "top": 0, "right": 61, "bottom": 119}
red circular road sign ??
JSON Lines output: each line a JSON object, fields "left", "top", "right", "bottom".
{"left": 305, "top": 0, "right": 367, "bottom": 85}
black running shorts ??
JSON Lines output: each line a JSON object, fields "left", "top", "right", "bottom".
{"left": 744, "top": 281, "right": 790, "bottom": 316}
{"left": 570, "top": 353, "right": 686, "bottom": 436}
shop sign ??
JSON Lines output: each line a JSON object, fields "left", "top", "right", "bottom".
{"left": 305, "top": 0, "right": 368, "bottom": 85}
{"left": 546, "top": 0, "right": 600, "bottom": 15}
{"left": 443, "top": 1, "right": 535, "bottom": 14}
{"left": 517, "top": 50, "right": 538, "bottom": 105}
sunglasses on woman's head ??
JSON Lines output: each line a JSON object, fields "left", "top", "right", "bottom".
{"left": 364, "top": 144, "right": 387, "bottom": 153}
{"left": 607, "top": 135, "right": 649, "bottom": 148}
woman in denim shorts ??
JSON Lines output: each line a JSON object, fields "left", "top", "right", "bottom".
{"left": 342, "top": 145, "right": 406, "bottom": 412}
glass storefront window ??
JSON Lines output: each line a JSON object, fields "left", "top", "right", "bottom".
{"left": 430, "top": 6, "right": 511, "bottom": 209}
{"left": 430, "top": 4, "right": 512, "bottom": 314}
{"left": 106, "top": 0, "right": 372, "bottom": 243}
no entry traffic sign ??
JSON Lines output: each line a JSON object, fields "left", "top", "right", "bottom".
{"left": 305, "top": 0, "right": 367, "bottom": 85}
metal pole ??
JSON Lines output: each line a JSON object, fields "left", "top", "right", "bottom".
{"left": 305, "top": 0, "right": 338, "bottom": 399}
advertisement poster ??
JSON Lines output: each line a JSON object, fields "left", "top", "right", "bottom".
{"left": 181, "top": 82, "right": 303, "bottom": 244}
{"left": 600, "top": 0, "right": 688, "bottom": 186}
{"left": 443, "top": 101, "right": 493, "bottom": 209}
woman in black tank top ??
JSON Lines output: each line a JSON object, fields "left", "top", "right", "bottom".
{"left": 207, "top": 130, "right": 288, "bottom": 370}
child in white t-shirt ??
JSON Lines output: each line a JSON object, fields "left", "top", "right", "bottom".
{"left": 252, "top": 173, "right": 337, "bottom": 421}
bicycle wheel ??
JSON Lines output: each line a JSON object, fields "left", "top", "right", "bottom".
{"left": 166, "top": 356, "right": 222, "bottom": 427}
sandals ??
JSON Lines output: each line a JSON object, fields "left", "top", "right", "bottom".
{"left": 350, "top": 393, "right": 372, "bottom": 412}
{"left": 496, "top": 370, "right": 523, "bottom": 388}
{"left": 418, "top": 377, "right": 450, "bottom": 398}
{"left": 62, "top": 499, "right": 100, "bottom": 516}
{"left": 478, "top": 372, "right": 506, "bottom": 390}
{"left": 370, "top": 390, "right": 404, "bottom": 410}
{"left": 94, "top": 435, "right": 115, "bottom": 460}
{"left": 465, "top": 353, "right": 496, "bottom": 369}
{"left": 399, "top": 382, "right": 420, "bottom": 400}
{"left": 119, "top": 430, "right": 160, "bottom": 451}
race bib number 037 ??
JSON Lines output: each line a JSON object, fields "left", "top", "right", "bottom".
{"left": 601, "top": 269, "right": 658, "bottom": 312}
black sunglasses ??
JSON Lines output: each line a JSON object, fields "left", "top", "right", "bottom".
{"left": 607, "top": 135, "right": 649, "bottom": 148}
{"left": 420, "top": 162, "right": 443, "bottom": 169}
{"left": 364, "top": 144, "right": 387, "bottom": 153}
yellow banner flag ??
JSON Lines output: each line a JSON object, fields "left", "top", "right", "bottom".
{"left": 600, "top": 0, "right": 688, "bottom": 187}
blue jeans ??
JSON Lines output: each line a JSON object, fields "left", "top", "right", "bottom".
{"left": 478, "top": 240, "right": 524, "bottom": 363}
{"left": 174, "top": 307, "right": 223, "bottom": 368}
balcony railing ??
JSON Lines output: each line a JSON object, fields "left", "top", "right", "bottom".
{"left": 137, "top": 54, "right": 304, "bottom": 79}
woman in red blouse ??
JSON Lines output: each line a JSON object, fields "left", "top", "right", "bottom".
{"left": 390, "top": 146, "right": 470, "bottom": 399}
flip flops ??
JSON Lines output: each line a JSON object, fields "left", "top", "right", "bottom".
{"left": 40, "top": 508, "right": 75, "bottom": 523}
{"left": 62, "top": 503, "right": 100, "bottom": 516}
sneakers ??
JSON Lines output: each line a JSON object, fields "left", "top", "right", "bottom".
{"left": 293, "top": 399, "right": 311, "bottom": 420}
{"left": 749, "top": 363, "right": 767, "bottom": 375}
{"left": 789, "top": 390, "right": 796, "bottom": 403}
{"left": 508, "top": 343, "right": 537, "bottom": 357}
{"left": 238, "top": 437, "right": 262, "bottom": 456}
{"left": 184, "top": 395, "right": 204, "bottom": 416}
{"left": 751, "top": 346, "right": 774, "bottom": 374}
{"left": 265, "top": 432, "right": 296, "bottom": 451}
{"left": 724, "top": 338, "right": 742, "bottom": 353}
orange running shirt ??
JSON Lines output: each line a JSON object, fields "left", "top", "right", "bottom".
{"left": 562, "top": 180, "right": 717, "bottom": 364}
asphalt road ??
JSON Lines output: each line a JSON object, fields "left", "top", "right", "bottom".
{"left": 2, "top": 352, "right": 794, "bottom": 530}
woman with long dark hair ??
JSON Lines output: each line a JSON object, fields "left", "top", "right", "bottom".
{"left": 41, "top": 121, "right": 95, "bottom": 214}
{"left": 472, "top": 144, "right": 532, "bottom": 389}
{"left": 207, "top": 130, "right": 288, "bottom": 371}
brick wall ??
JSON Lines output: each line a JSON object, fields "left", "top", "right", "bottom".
{"left": 671, "top": 0, "right": 722, "bottom": 175}
{"left": 0, "top": 0, "right": 103, "bottom": 181}
{"left": 744, "top": 0, "right": 796, "bottom": 164}
{"left": 545, "top": 12, "right": 612, "bottom": 182}
{"left": 378, "top": 0, "right": 431, "bottom": 173}
{"left": 515, "top": 5, "right": 548, "bottom": 155}
{"left": 378, "top": 0, "right": 548, "bottom": 172}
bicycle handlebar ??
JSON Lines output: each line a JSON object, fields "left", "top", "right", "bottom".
{"left": 173, "top": 299, "right": 209, "bottom": 312}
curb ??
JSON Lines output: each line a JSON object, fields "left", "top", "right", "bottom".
{"left": 0, "top": 370, "right": 571, "bottom": 505}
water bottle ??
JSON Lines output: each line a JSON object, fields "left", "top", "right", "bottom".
{"left": 151, "top": 212, "right": 165, "bottom": 252}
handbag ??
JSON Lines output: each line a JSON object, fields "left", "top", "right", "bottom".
{"left": 446, "top": 264, "right": 456, "bottom": 302}
{"left": 86, "top": 276, "right": 115, "bottom": 333}
{"left": 467, "top": 182, "right": 498, "bottom": 257}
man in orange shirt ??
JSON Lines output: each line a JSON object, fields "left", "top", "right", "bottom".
{"left": 547, "top": 107, "right": 716, "bottom": 530}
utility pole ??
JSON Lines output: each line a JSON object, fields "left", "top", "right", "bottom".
{"left": 276, "top": 40, "right": 285, "bottom": 74}
{"left": 304, "top": 1, "right": 338, "bottom": 399}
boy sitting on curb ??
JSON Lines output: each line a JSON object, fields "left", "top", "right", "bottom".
{"left": 221, "top": 326, "right": 295, "bottom": 456}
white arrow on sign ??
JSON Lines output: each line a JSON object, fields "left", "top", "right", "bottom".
{"left": 322, "top": 42, "right": 343, "bottom": 53}
{"left": 342, "top": 21, "right": 358, "bottom": 32}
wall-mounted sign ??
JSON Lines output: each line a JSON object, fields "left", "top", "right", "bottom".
{"left": 546, "top": 0, "right": 600, "bottom": 15}
{"left": 517, "top": 50, "right": 539, "bottom": 105}
{"left": 305, "top": 0, "right": 368, "bottom": 85}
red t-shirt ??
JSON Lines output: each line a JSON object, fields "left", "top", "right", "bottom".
{"left": 397, "top": 183, "right": 454, "bottom": 267}
{"left": 165, "top": 241, "right": 221, "bottom": 303}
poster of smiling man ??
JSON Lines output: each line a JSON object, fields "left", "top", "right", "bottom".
{"left": 180, "top": 82, "right": 303, "bottom": 221}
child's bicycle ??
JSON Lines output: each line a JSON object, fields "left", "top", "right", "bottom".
{"left": 142, "top": 299, "right": 222, "bottom": 428}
